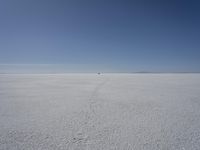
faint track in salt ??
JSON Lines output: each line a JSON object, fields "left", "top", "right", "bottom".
{"left": 88, "top": 77, "right": 110, "bottom": 116}
{"left": 68, "top": 77, "right": 110, "bottom": 149}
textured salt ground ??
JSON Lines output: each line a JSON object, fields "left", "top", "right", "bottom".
{"left": 0, "top": 74, "right": 200, "bottom": 150}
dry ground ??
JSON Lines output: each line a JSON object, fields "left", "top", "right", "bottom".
{"left": 0, "top": 74, "right": 200, "bottom": 150}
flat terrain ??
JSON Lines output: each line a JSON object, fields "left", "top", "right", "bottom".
{"left": 0, "top": 74, "right": 200, "bottom": 150}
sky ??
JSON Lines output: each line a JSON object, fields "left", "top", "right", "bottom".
{"left": 0, "top": 0, "right": 200, "bottom": 73}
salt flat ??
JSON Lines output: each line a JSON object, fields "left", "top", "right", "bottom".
{"left": 0, "top": 74, "right": 200, "bottom": 150}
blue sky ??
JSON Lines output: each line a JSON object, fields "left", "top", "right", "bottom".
{"left": 0, "top": 0, "right": 200, "bottom": 73}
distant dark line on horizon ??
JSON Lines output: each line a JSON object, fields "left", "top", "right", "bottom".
{"left": 0, "top": 72, "right": 200, "bottom": 74}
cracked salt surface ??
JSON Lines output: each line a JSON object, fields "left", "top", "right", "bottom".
{"left": 0, "top": 74, "right": 200, "bottom": 150}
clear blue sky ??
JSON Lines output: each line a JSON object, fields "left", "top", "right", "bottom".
{"left": 0, "top": 0, "right": 200, "bottom": 73}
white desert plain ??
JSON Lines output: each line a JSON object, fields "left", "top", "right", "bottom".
{"left": 0, "top": 73, "right": 200, "bottom": 150}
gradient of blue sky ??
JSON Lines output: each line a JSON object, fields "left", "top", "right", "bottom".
{"left": 0, "top": 0, "right": 200, "bottom": 72}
